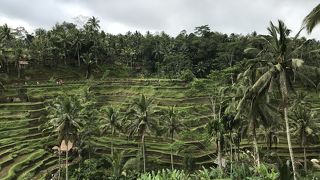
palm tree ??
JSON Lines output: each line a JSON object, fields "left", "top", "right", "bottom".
{"left": 105, "top": 149, "right": 138, "bottom": 179}
{"left": 0, "top": 24, "right": 14, "bottom": 42}
{"left": 47, "top": 95, "right": 82, "bottom": 180}
{"left": 0, "top": 24, "right": 14, "bottom": 73}
{"left": 239, "top": 20, "right": 318, "bottom": 179}
{"left": 100, "top": 106, "right": 122, "bottom": 156}
{"left": 291, "top": 93, "right": 319, "bottom": 172}
{"left": 81, "top": 52, "right": 95, "bottom": 79}
{"left": 72, "top": 30, "right": 84, "bottom": 67}
{"left": 86, "top": 16, "right": 100, "bottom": 31}
{"left": 207, "top": 96, "right": 224, "bottom": 170}
{"left": 303, "top": 4, "right": 320, "bottom": 33}
{"left": 126, "top": 94, "right": 158, "bottom": 172}
{"left": 236, "top": 61, "right": 281, "bottom": 167}
{"left": 162, "top": 106, "right": 184, "bottom": 170}
{"left": 78, "top": 85, "right": 99, "bottom": 159}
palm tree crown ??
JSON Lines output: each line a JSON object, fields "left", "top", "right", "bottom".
{"left": 303, "top": 4, "right": 320, "bottom": 33}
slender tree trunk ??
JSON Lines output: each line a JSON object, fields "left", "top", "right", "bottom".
{"left": 137, "top": 142, "right": 141, "bottom": 171}
{"left": 280, "top": 71, "right": 297, "bottom": 180}
{"left": 77, "top": 50, "right": 81, "bottom": 67}
{"left": 269, "top": 132, "right": 272, "bottom": 150}
{"left": 218, "top": 102, "right": 223, "bottom": 170}
{"left": 66, "top": 144, "right": 68, "bottom": 180}
{"left": 58, "top": 150, "right": 61, "bottom": 180}
{"left": 5, "top": 57, "right": 9, "bottom": 73}
{"left": 252, "top": 121, "right": 260, "bottom": 167}
{"left": 170, "top": 132, "right": 174, "bottom": 170}
{"left": 303, "top": 145, "right": 307, "bottom": 172}
{"left": 111, "top": 127, "right": 114, "bottom": 156}
{"left": 217, "top": 132, "right": 222, "bottom": 170}
{"left": 86, "top": 64, "right": 91, "bottom": 79}
{"left": 237, "top": 139, "right": 240, "bottom": 161}
{"left": 142, "top": 134, "right": 146, "bottom": 173}
{"left": 17, "top": 64, "right": 21, "bottom": 79}
{"left": 230, "top": 131, "right": 233, "bottom": 177}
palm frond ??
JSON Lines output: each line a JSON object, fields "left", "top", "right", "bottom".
{"left": 303, "top": 4, "right": 320, "bottom": 33}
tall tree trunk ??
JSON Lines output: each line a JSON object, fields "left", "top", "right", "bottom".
{"left": 218, "top": 102, "right": 223, "bottom": 170}
{"left": 66, "top": 144, "right": 68, "bottom": 180}
{"left": 111, "top": 127, "right": 114, "bottom": 156}
{"left": 303, "top": 145, "right": 307, "bottom": 172}
{"left": 58, "top": 150, "right": 61, "bottom": 180}
{"left": 217, "top": 132, "right": 222, "bottom": 170}
{"left": 18, "top": 65, "right": 20, "bottom": 79}
{"left": 237, "top": 138, "right": 240, "bottom": 161}
{"left": 86, "top": 64, "right": 91, "bottom": 79}
{"left": 253, "top": 120, "right": 260, "bottom": 167}
{"left": 230, "top": 131, "right": 233, "bottom": 177}
{"left": 142, "top": 134, "right": 146, "bottom": 173}
{"left": 170, "top": 132, "right": 174, "bottom": 170}
{"left": 77, "top": 50, "right": 81, "bottom": 67}
{"left": 5, "top": 57, "right": 9, "bottom": 73}
{"left": 280, "top": 71, "right": 297, "bottom": 180}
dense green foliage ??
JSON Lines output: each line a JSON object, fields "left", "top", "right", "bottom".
{"left": 1, "top": 17, "right": 320, "bottom": 82}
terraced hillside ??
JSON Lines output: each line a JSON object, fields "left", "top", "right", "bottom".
{"left": 0, "top": 79, "right": 319, "bottom": 178}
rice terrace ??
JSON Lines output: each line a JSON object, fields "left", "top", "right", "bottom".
{"left": 0, "top": 1, "right": 320, "bottom": 179}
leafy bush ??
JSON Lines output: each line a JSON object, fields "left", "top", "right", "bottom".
{"left": 180, "top": 69, "right": 195, "bottom": 82}
{"left": 138, "top": 169, "right": 190, "bottom": 180}
{"left": 189, "top": 79, "right": 206, "bottom": 92}
{"left": 101, "top": 69, "right": 110, "bottom": 80}
{"left": 250, "top": 164, "right": 279, "bottom": 180}
{"left": 197, "top": 166, "right": 226, "bottom": 179}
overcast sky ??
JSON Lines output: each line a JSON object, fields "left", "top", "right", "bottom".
{"left": 0, "top": 0, "right": 319, "bottom": 39}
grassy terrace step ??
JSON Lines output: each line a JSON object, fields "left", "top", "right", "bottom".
{"left": 96, "top": 95, "right": 210, "bottom": 106}
{"left": 0, "top": 144, "right": 35, "bottom": 168}
{"left": 17, "top": 155, "right": 57, "bottom": 180}
{"left": 0, "top": 144, "right": 43, "bottom": 177}
{"left": 2, "top": 149, "right": 47, "bottom": 180}
{"left": 0, "top": 113, "right": 28, "bottom": 120}
{"left": 34, "top": 164, "right": 58, "bottom": 180}
{"left": 0, "top": 133, "right": 45, "bottom": 146}
{"left": 0, "top": 126, "right": 40, "bottom": 139}
{"left": 19, "top": 158, "right": 58, "bottom": 180}
{"left": 0, "top": 118, "right": 41, "bottom": 129}
{"left": 92, "top": 85, "right": 188, "bottom": 91}
{"left": 0, "top": 102, "right": 43, "bottom": 109}
{"left": 6, "top": 78, "right": 185, "bottom": 89}
{"left": 0, "top": 119, "right": 42, "bottom": 132}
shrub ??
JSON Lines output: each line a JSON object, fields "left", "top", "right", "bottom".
{"left": 180, "top": 69, "right": 195, "bottom": 82}
{"left": 197, "top": 166, "right": 226, "bottom": 179}
{"left": 138, "top": 169, "right": 190, "bottom": 180}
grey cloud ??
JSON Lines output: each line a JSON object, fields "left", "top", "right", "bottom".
{"left": 0, "top": 0, "right": 73, "bottom": 28}
{"left": 0, "top": 0, "right": 319, "bottom": 38}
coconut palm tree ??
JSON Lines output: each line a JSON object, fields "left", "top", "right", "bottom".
{"left": 105, "top": 149, "right": 138, "bottom": 179}
{"left": 72, "top": 30, "right": 84, "bottom": 67}
{"left": 47, "top": 95, "right": 83, "bottom": 180}
{"left": 238, "top": 20, "right": 318, "bottom": 180}
{"left": 291, "top": 93, "right": 319, "bottom": 172}
{"left": 100, "top": 106, "right": 122, "bottom": 156}
{"left": 126, "top": 94, "right": 158, "bottom": 172}
{"left": 162, "top": 106, "right": 184, "bottom": 170}
{"left": 0, "top": 24, "right": 14, "bottom": 42}
{"left": 78, "top": 85, "right": 99, "bottom": 159}
{"left": 236, "top": 60, "right": 281, "bottom": 167}
{"left": 0, "top": 24, "right": 14, "bottom": 73}
{"left": 303, "top": 4, "right": 320, "bottom": 33}
{"left": 86, "top": 16, "right": 100, "bottom": 31}
{"left": 207, "top": 96, "right": 224, "bottom": 170}
{"left": 81, "top": 52, "right": 95, "bottom": 79}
